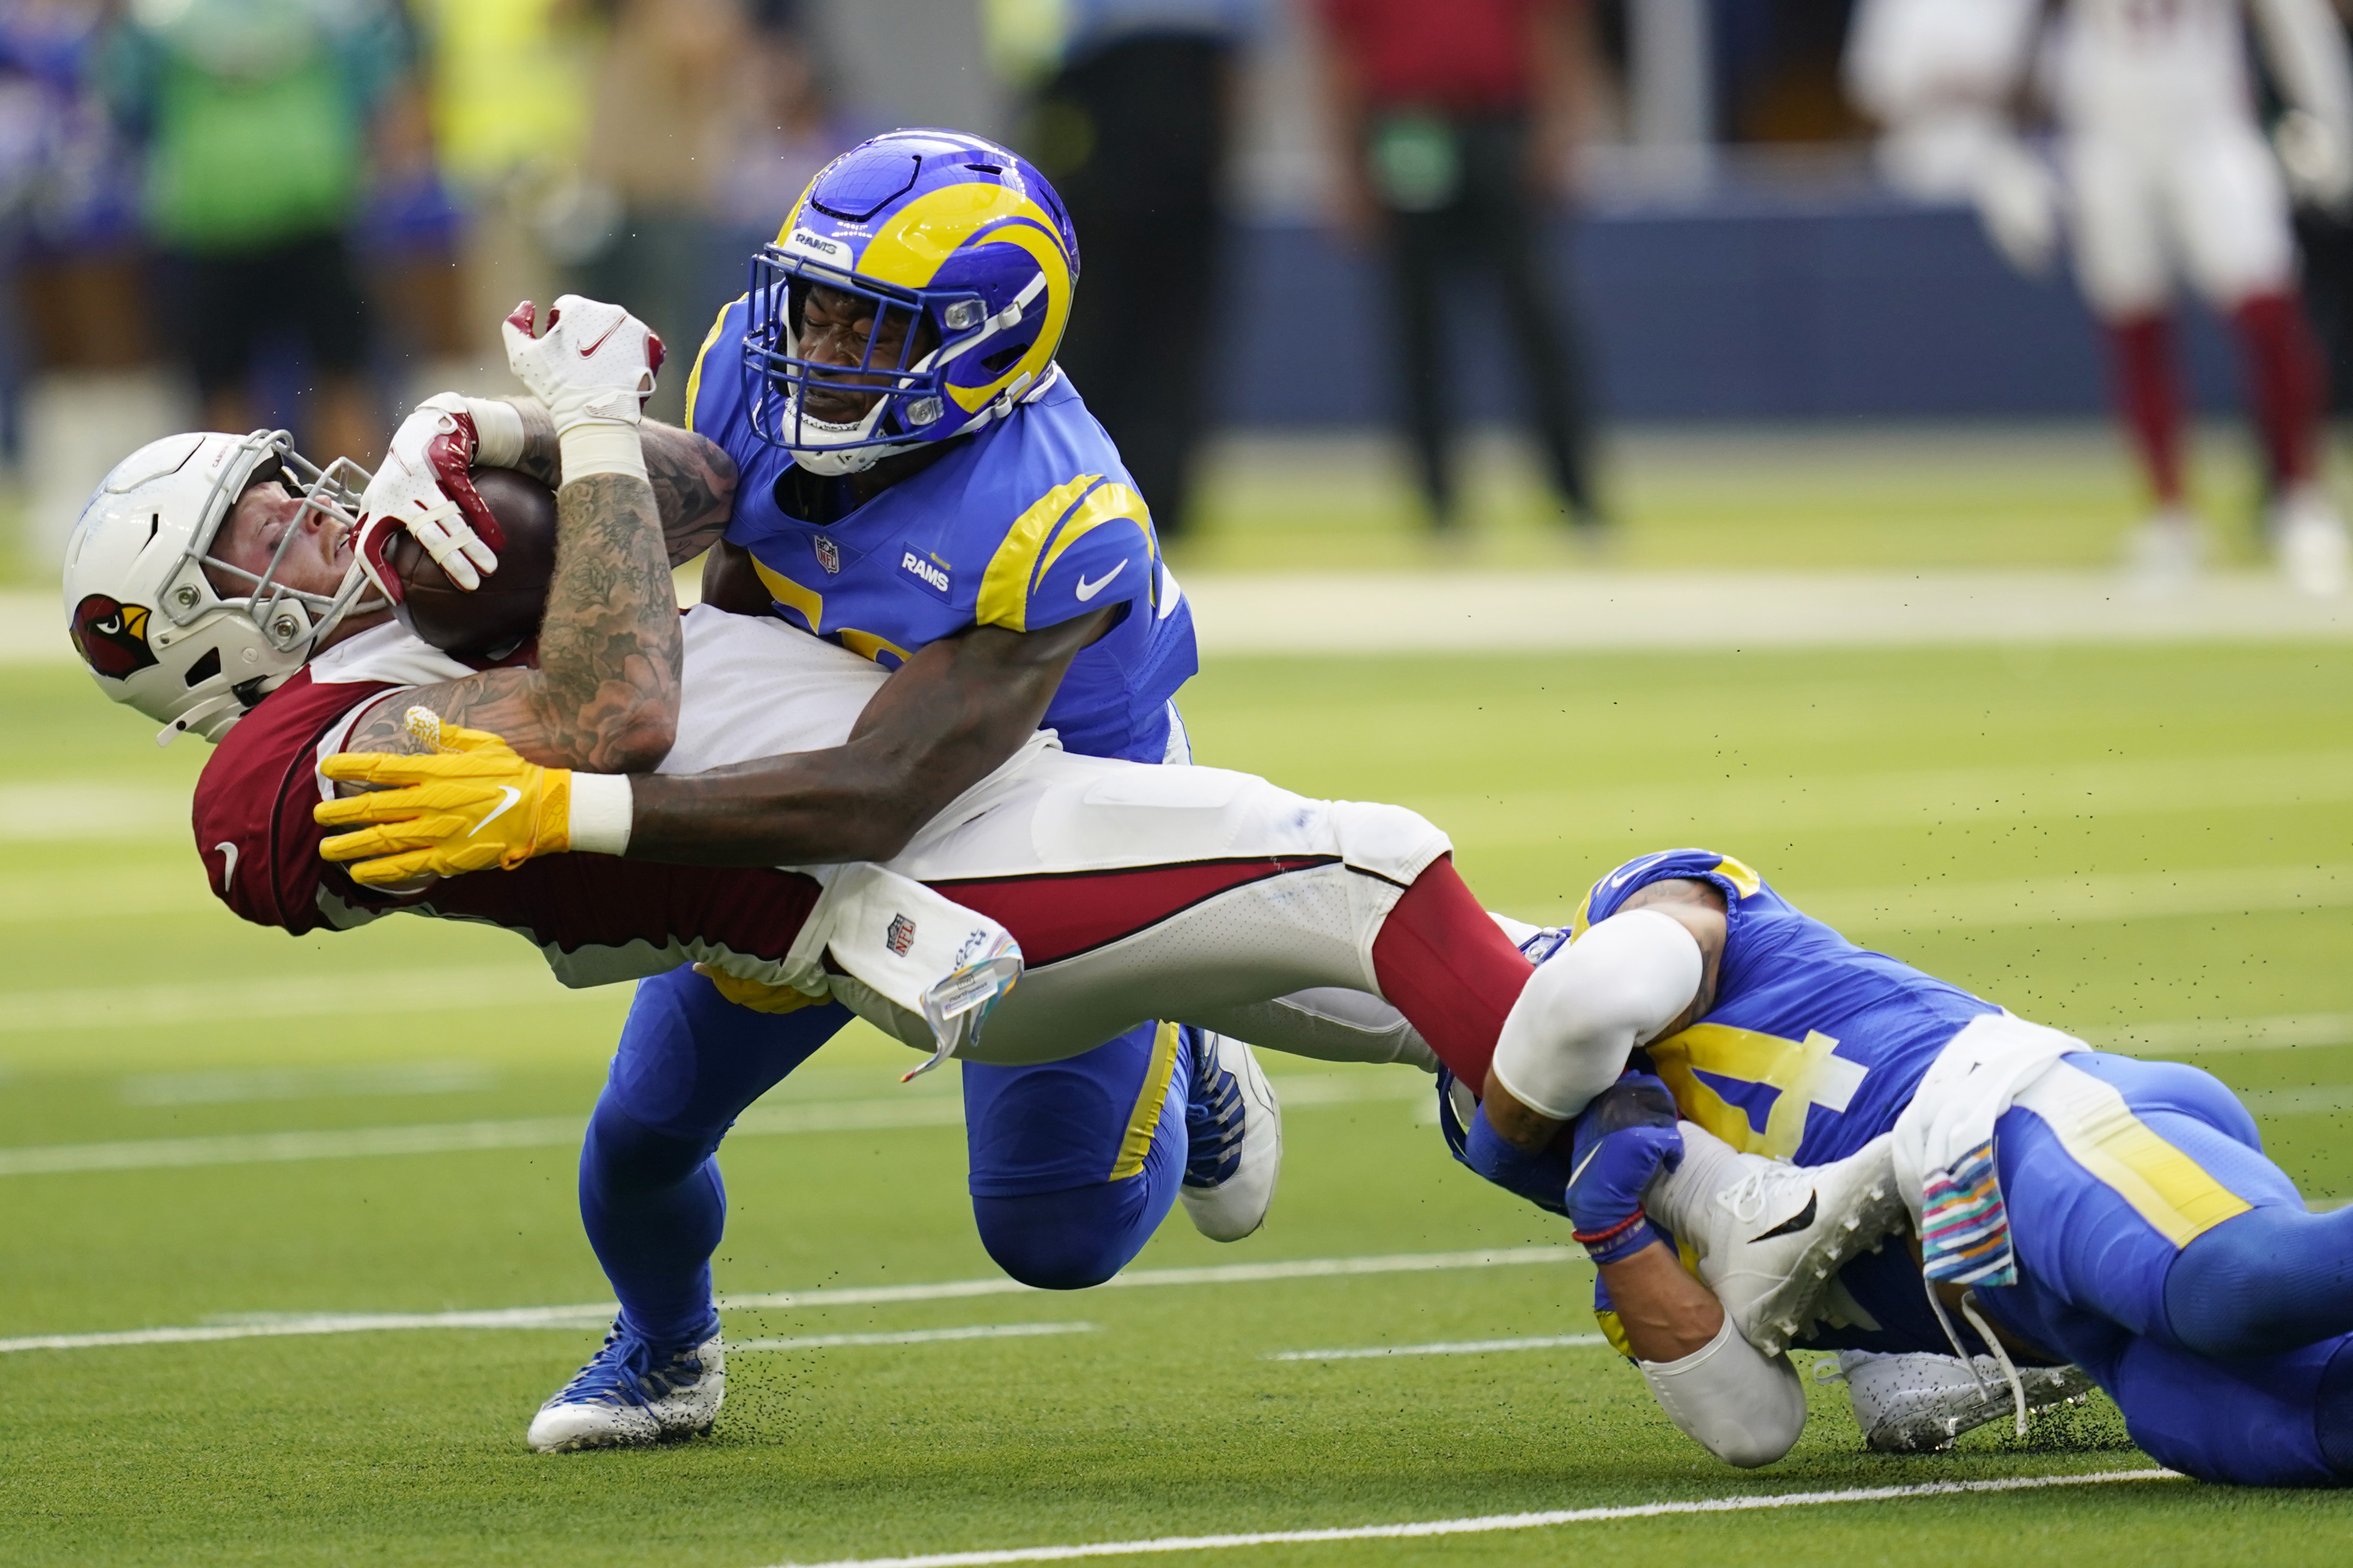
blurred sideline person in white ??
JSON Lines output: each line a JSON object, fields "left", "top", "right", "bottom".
{"left": 1850, "top": 0, "right": 2353, "bottom": 595}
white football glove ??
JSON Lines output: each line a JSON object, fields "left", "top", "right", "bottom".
{"left": 501, "top": 296, "right": 665, "bottom": 482}
{"left": 354, "top": 392, "right": 503, "bottom": 601}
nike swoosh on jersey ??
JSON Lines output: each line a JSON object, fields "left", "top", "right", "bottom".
{"left": 215, "top": 841, "right": 239, "bottom": 893}
{"left": 1074, "top": 560, "right": 1127, "bottom": 602}
{"left": 470, "top": 786, "right": 524, "bottom": 837}
{"left": 1608, "top": 851, "right": 1675, "bottom": 889}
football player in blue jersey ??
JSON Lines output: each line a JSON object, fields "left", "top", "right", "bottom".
{"left": 372, "top": 130, "right": 1300, "bottom": 1453}
{"left": 1444, "top": 847, "right": 2353, "bottom": 1485}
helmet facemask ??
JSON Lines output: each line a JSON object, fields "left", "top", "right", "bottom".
{"left": 743, "top": 240, "right": 1051, "bottom": 474}
{"left": 168, "top": 430, "right": 382, "bottom": 657}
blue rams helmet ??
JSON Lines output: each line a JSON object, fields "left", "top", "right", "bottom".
{"left": 741, "top": 127, "right": 1081, "bottom": 474}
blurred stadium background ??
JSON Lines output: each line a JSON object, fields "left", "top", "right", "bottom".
{"left": 4, "top": 2, "right": 2353, "bottom": 1564}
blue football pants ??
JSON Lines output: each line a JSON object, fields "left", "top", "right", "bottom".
{"left": 1977, "top": 1053, "right": 2353, "bottom": 1485}
{"left": 578, "top": 965, "right": 1190, "bottom": 1348}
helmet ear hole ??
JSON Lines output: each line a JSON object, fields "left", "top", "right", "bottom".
{"left": 980, "top": 341, "right": 1031, "bottom": 376}
{"left": 183, "top": 647, "right": 222, "bottom": 687}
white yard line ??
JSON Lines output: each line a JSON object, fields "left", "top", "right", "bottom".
{"left": 11, "top": 574, "right": 2352, "bottom": 670}
{"left": 734, "top": 1323, "right": 1095, "bottom": 1351}
{"left": 0, "top": 1072, "right": 1409, "bottom": 1179}
{"left": 756, "top": 1470, "right": 2182, "bottom": 1568}
{"left": 0, "top": 965, "right": 601, "bottom": 1034}
{"left": 0, "top": 1246, "right": 1580, "bottom": 1355}
{"left": 1181, "top": 569, "right": 2353, "bottom": 655}
{"left": 1266, "top": 1334, "right": 1609, "bottom": 1361}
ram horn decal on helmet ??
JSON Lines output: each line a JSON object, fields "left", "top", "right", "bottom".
{"left": 739, "top": 127, "right": 1081, "bottom": 475}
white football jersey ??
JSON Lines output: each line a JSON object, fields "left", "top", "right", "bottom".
{"left": 2054, "top": 0, "right": 2259, "bottom": 134}
{"left": 314, "top": 604, "right": 898, "bottom": 776}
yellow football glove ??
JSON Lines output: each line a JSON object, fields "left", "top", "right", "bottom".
{"left": 314, "top": 708, "right": 573, "bottom": 886}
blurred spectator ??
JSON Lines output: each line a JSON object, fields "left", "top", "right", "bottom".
{"left": 4, "top": 0, "right": 184, "bottom": 568}
{"left": 2288, "top": 1, "right": 2353, "bottom": 419}
{"left": 993, "top": 0, "right": 1262, "bottom": 541}
{"left": 91, "top": 0, "right": 410, "bottom": 465}
{"left": 1307, "top": 0, "right": 1603, "bottom": 537}
{"left": 405, "top": 0, "right": 593, "bottom": 387}
{"left": 567, "top": 0, "right": 758, "bottom": 426}
{"left": 718, "top": 4, "right": 867, "bottom": 236}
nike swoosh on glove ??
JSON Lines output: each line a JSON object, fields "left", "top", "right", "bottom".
{"left": 501, "top": 295, "right": 665, "bottom": 436}
{"left": 1566, "top": 1072, "right": 1685, "bottom": 1265}
{"left": 314, "top": 709, "right": 571, "bottom": 885}
{"left": 353, "top": 393, "right": 507, "bottom": 600}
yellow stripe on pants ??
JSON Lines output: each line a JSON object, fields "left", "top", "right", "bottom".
{"left": 2012, "top": 1061, "right": 2252, "bottom": 1247}
{"left": 1110, "top": 1022, "right": 1183, "bottom": 1182}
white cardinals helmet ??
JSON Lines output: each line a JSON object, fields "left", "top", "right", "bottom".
{"left": 63, "top": 430, "right": 379, "bottom": 745}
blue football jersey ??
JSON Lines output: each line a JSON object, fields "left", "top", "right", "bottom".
{"left": 686, "top": 296, "right": 1198, "bottom": 762}
{"left": 1576, "top": 849, "right": 1999, "bottom": 1167}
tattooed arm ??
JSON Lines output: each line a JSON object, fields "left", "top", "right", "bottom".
{"left": 341, "top": 470, "right": 683, "bottom": 773}
{"left": 507, "top": 398, "right": 735, "bottom": 565}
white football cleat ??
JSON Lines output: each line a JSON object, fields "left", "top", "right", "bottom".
{"left": 1650, "top": 1126, "right": 1908, "bottom": 1356}
{"left": 1178, "top": 1029, "right": 1281, "bottom": 1242}
{"left": 2125, "top": 506, "right": 2205, "bottom": 593}
{"left": 2274, "top": 485, "right": 2350, "bottom": 597}
{"left": 1823, "top": 1349, "right": 2097, "bottom": 1452}
{"left": 527, "top": 1322, "right": 723, "bottom": 1453}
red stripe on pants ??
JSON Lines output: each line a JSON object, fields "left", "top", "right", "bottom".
{"left": 935, "top": 856, "right": 1340, "bottom": 967}
{"left": 1369, "top": 855, "right": 1533, "bottom": 1086}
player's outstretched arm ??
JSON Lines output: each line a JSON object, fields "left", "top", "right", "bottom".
{"left": 624, "top": 603, "right": 1116, "bottom": 867}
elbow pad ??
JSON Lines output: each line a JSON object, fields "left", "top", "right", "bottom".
{"left": 1639, "top": 1317, "right": 1808, "bottom": 1468}
{"left": 1490, "top": 908, "right": 1703, "bottom": 1122}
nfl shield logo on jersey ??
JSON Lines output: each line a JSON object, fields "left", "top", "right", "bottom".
{"left": 813, "top": 535, "right": 841, "bottom": 575}
{"left": 886, "top": 912, "right": 916, "bottom": 956}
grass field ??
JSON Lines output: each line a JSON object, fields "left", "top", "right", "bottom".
{"left": 4, "top": 630, "right": 2351, "bottom": 1566}
{"left": 1166, "top": 423, "right": 2289, "bottom": 574}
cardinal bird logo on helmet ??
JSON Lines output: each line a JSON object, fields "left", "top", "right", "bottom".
{"left": 70, "top": 594, "right": 160, "bottom": 680}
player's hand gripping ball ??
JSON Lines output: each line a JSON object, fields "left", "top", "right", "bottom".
{"left": 315, "top": 709, "right": 574, "bottom": 885}
{"left": 354, "top": 394, "right": 506, "bottom": 598}
{"left": 383, "top": 467, "right": 558, "bottom": 657}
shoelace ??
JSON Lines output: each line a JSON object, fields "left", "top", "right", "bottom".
{"left": 1183, "top": 1036, "right": 1245, "bottom": 1188}
{"left": 1920, "top": 1284, "right": 2030, "bottom": 1437}
{"left": 554, "top": 1322, "right": 701, "bottom": 1409}
{"left": 1713, "top": 1163, "right": 1798, "bottom": 1226}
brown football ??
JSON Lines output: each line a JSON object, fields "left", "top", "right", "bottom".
{"left": 388, "top": 467, "right": 559, "bottom": 657}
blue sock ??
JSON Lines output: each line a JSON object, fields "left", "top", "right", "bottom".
{"left": 2164, "top": 1204, "right": 2353, "bottom": 1359}
{"left": 579, "top": 968, "right": 848, "bottom": 1348}
{"left": 580, "top": 1101, "right": 727, "bottom": 1347}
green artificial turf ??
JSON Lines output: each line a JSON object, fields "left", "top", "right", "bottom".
{"left": 2, "top": 640, "right": 2350, "bottom": 1566}
{"left": 1165, "top": 423, "right": 2288, "bottom": 575}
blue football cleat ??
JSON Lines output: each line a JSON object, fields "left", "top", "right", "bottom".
{"left": 526, "top": 1321, "right": 725, "bottom": 1453}
{"left": 1178, "top": 1028, "right": 1280, "bottom": 1242}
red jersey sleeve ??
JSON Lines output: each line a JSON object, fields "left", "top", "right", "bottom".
{"left": 191, "top": 669, "right": 400, "bottom": 936}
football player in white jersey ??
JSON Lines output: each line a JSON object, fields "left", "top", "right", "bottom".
{"left": 1850, "top": 0, "right": 2353, "bottom": 594}
{"left": 68, "top": 297, "right": 1891, "bottom": 1453}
